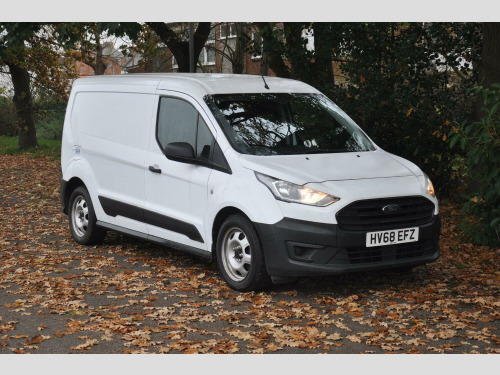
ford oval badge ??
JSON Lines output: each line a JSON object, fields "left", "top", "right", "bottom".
{"left": 382, "top": 204, "right": 401, "bottom": 214}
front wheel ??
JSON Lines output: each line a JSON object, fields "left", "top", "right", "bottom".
{"left": 68, "top": 186, "right": 106, "bottom": 245}
{"left": 216, "top": 215, "right": 271, "bottom": 292}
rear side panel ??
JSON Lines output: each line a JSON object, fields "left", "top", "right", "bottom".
{"left": 62, "top": 88, "right": 157, "bottom": 234}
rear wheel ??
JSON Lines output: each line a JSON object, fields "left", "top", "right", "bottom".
{"left": 68, "top": 186, "right": 106, "bottom": 245}
{"left": 216, "top": 214, "right": 271, "bottom": 292}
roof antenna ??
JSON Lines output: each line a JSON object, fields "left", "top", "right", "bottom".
{"left": 261, "top": 74, "right": 270, "bottom": 90}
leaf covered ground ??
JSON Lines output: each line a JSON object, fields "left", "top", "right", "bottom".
{"left": 0, "top": 154, "right": 498, "bottom": 354}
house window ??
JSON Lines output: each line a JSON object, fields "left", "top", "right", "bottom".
{"left": 199, "top": 46, "right": 216, "bottom": 66}
{"left": 251, "top": 32, "right": 263, "bottom": 59}
{"left": 220, "top": 23, "right": 236, "bottom": 39}
{"left": 207, "top": 48, "right": 216, "bottom": 64}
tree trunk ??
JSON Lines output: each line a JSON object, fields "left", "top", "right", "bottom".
{"left": 260, "top": 47, "right": 270, "bottom": 76}
{"left": 478, "top": 23, "right": 500, "bottom": 88}
{"left": 312, "top": 23, "right": 335, "bottom": 97}
{"left": 174, "top": 49, "right": 190, "bottom": 73}
{"left": 232, "top": 23, "right": 246, "bottom": 74}
{"left": 94, "top": 43, "right": 107, "bottom": 75}
{"left": 467, "top": 22, "right": 500, "bottom": 194}
{"left": 147, "top": 22, "right": 211, "bottom": 73}
{"left": 472, "top": 22, "right": 500, "bottom": 120}
{"left": 256, "top": 23, "right": 290, "bottom": 78}
{"left": 284, "top": 22, "right": 309, "bottom": 82}
{"left": 93, "top": 26, "right": 107, "bottom": 75}
{"left": 7, "top": 62, "right": 37, "bottom": 150}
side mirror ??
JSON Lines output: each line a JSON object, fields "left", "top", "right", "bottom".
{"left": 164, "top": 142, "right": 195, "bottom": 163}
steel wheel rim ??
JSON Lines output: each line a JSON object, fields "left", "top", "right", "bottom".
{"left": 71, "top": 195, "right": 89, "bottom": 238}
{"left": 221, "top": 227, "right": 252, "bottom": 282}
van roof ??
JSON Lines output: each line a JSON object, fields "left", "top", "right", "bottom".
{"left": 73, "top": 73, "right": 319, "bottom": 96}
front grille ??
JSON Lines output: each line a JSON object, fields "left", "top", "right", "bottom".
{"left": 336, "top": 196, "right": 435, "bottom": 231}
{"left": 330, "top": 240, "right": 435, "bottom": 265}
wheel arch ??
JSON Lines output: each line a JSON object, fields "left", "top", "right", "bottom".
{"left": 211, "top": 206, "right": 250, "bottom": 259}
{"left": 62, "top": 177, "right": 87, "bottom": 214}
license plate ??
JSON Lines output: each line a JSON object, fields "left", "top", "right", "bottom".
{"left": 366, "top": 227, "right": 419, "bottom": 247}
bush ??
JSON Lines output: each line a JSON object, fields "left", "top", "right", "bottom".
{"left": 450, "top": 84, "right": 500, "bottom": 246}
{"left": 34, "top": 99, "right": 66, "bottom": 140}
{"left": 0, "top": 97, "right": 66, "bottom": 140}
{"left": 331, "top": 23, "right": 480, "bottom": 197}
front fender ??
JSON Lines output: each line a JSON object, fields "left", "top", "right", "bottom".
{"left": 205, "top": 166, "right": 284, "bottom": 251}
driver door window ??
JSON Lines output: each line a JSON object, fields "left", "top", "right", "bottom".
{"left": 157, "top": 97, "right": 215, "bottom": 161}
{"left": 157, "top": 97, "right": 198, "bottom": 151}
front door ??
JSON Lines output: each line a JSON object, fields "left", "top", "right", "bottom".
{"left": 144, "top": 92, "right": 217, "bottom": 251}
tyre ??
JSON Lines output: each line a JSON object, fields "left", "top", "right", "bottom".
{"left": 68, "top": 186, "right": 107, "bottom": 245}
{"left": 216, "top": 214, "right": 271, "bottom": 292}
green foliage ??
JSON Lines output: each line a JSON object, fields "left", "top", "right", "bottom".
{"left": 0, "top": 23, "right": 43, "bottom": 58}
{"left": 0, "top": 97, "right": 66, "bottom": 140}
{"left": 332, "top": 23, "right": 481, "bottom": 196}
{"left": 449, "top": 85, "right": 500, "bottom": 246}
{"left": 256, "top": 23, "right": 482, "bottom": 196}
{"left": 33, "top": 99, "right": 66, "bottom": 140}
{"left": 55, "top": 22, "right": 142, "bottom": 50}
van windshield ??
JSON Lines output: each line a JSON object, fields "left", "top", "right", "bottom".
{"left": 204, "top": 93, "right": 375, "bottom": 156}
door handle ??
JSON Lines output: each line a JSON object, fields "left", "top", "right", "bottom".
{"left": 149, "top": 165, "right": 162, "bottom": 174}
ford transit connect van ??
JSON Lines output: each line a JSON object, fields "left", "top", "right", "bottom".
{"left": 60, "top": 73, "right": 440, "bottom": 291}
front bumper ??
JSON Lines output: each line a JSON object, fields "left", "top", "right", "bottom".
{"left": 254, "top": 216, "right": 441, "bottom": 277}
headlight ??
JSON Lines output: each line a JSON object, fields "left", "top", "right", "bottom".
{"left": 423, "top": 173, "right": 435, "bottom": 197}
{"left": 255, "top": 172, "right": 340, "bottom": 206}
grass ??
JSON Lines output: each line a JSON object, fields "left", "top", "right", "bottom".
{"left": 0, "top": 136, "right": 61, "bottom": 159}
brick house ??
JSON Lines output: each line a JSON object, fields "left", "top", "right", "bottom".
{"left": 122, "top": 23, "right": 280, "bottom": 76}
{"left": 123, "top": 23, "right": 339, "bottom": 82}
{"left": 75, "top": 42, "right": 128, "bottom": 77}
{"left": 82, "top": 23, "right": 337, "bottom": 85}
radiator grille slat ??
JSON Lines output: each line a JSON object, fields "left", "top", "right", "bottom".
{"left": 336, "top": 196, "right": 435, "bottom": 231}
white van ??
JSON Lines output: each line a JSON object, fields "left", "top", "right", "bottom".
{"left": 60, "top": 73, "right": 440, "bottom": 291}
